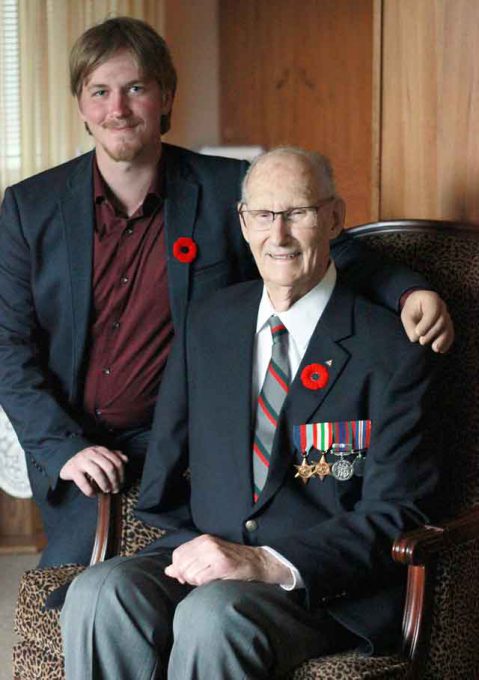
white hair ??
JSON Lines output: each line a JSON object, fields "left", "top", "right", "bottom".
{"left": 241, "top": 146, "right": 337, "bottom": 204}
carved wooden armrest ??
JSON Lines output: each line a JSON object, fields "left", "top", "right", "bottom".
{"left": 90, "top": 492, "right": 122, "bottom": 565}
{"left": 392, "top": 506, "right": 479, "bottom": 671}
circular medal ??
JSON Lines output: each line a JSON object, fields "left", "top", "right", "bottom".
{"left": 353, "top": 454, "right": 365, "bottom": 477}
{"left": 331, "top": 459, "right": 354, "bottom": 481}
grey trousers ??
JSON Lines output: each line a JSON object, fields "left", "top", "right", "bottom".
{"left": 60, "top": 550, "right": 355, "bottom": 680}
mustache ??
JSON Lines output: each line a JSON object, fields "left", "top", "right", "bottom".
{"left": 102, "top": 118, "right": 140, "bottom": 130}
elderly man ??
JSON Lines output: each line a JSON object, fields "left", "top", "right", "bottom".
{"left": 61, "top": 148, "right": 440, "bottom": 679}
{"left": 0, "top": 17, "right": 450, "bottom": 569}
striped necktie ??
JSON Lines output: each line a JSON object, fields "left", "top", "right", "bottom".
{"left": 252, "top": 315, "right": 291, "bottom": 502}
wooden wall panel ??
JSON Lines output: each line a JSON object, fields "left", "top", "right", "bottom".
{"left": 0, "top": 491, "right": 45, "bottom": 554}
{"left": 381, "top": 0, "right": 479, "bottom": 224}
{"left": 219, "top": 0, "right": 378, "bottom": 226}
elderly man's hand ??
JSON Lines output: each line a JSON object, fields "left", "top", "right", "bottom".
{"left": 401, "top": 290, "right": 454, "bottom": 353}
{"left": 164, "top": 534, "right": 292, "bottom": 586}
{"left": 59, "top": 446, "right": 128, "bottom": 497}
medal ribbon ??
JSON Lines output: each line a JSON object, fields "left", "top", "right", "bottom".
{"left": 293, "top": 422, "right": 333, "bottom": 453}
{"left": 352, "top": 420, "right": 371, "bottom": 449}
{"left": 293, "top": 420, "right": 371, "bottom": 453}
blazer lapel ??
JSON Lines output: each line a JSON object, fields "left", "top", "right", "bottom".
{"left": 58, "top": 152, "right": 95, "bottom": 398}
{"left": 252, "top": 280, "right": 355, "bottom": 513}
{"left": 216, "top": 283, "right": 263, "bottom": 513}
{"left": 163, "top": 145, "right": 199, "bottom": 330}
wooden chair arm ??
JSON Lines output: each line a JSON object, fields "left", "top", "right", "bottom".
{"left": 392, "top": 506, "right": 479, "bottom": 566}
{"left": 392, "top": 506, "right": 479, "bottom": 673}
{"left": 89, "top": 492, "right": 123, "bottom": 565}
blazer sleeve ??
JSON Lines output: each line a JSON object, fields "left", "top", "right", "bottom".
{"left": 331, "top": 231, "right": 431, "bottom": 311}
{"left": 268, "top": 342, "right": 440, "bottom": 610}
{"left": 0, "top": 187, "right": 93, "bottom": 497}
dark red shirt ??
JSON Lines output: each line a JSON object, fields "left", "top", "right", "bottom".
{"left": 83, "top": 159, "right": 173, "bottom": 429}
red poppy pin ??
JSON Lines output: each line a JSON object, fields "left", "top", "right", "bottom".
{"left": 300, "top": 363, "right": 329, "bottom": 391}
{"left": 173, "top": 237, "right": 198, "bottom": 263}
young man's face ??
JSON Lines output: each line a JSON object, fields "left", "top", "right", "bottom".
{"left": 78, "top": 49, "right": 172, "bottom": 164}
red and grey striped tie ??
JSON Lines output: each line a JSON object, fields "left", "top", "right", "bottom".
{"left": 252, "top": 315, "right": 291, "bottom": 502}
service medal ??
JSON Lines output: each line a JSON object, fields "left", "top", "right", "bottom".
{"left": 331, "top": 458, "right": 354, "bottom": 481}
{"left": 294, "top": 456, "right": 316, "bottom": 484}
{"left": 313, "top": 453, "right": 331, "bottom": 481}
{"left": 353, "top": 452, "right": 365, "bottom": 477}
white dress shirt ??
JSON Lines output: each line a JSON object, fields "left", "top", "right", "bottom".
{"left": 254, "top": 262, "right": 337, "bottom": 589}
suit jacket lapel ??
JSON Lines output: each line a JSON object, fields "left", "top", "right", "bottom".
{"left": 58, "top": 152, "right": 95, "bottom": 398}
{"left": 207, "top": 282, "right": 261, "bottom": 514}
{"left": 252, "top": 280, "right": 355, "bottom": 514}
{"left": 163, "top": 145, "right": 199, "bottom": 330}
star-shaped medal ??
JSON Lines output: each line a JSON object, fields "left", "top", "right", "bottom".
{"left": 294, "top": 456, "right": 316, "bottom": 485}
{"left": 313, "top": 453, "right": 331, "bottom": 481}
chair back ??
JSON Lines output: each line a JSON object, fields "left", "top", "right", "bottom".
{"left": 350, "top": 220, "right": 479, "bottom": 515}
{"left": 350, "top": 220, "right": 479, "bottom": 680}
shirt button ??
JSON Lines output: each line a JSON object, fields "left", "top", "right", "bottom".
{"left": 120, "top": 275, "right": 129, "bottom": 285}
{"left": 95, "top": 408, "right": 102, "bottom": 417}
{"left": 244, "top": 519, "right": 258, "bottom": 532}
{"left": 112, "top": 321, "right": 121, "bottom": 330}
{"left": 102, "top": 368, "right": 111, "bottom": 375}
{"left": 125, "top": 227, "right": 134, "bottom": 236}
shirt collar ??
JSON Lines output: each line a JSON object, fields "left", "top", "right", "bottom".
{"left": 93, "top": 154, "right": 165, "bottom": 217}
{"left": 256, "top": 261, "right": 337, "bottom": 351}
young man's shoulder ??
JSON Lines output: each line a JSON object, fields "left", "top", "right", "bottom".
{"left": 163, "top": 143, "right": 248, "bottom": 182}
{"left": 8, "top": 152, "right": 93, "bottom": 198}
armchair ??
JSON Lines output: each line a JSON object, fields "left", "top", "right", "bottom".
{"left": 13, "top": 222, "right": 479, "bottom": 679}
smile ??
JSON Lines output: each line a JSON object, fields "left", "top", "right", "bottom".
{"left": 268, "top": 252, "right": 300, "bottom": 260}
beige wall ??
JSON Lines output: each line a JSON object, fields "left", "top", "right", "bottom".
{"left": 163, "top": 0, "right": 220, "bottom": 149}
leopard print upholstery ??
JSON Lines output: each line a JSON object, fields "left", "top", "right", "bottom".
{"left": 13, "top": 640, "right": 64, "bottom": 680}
{"left": 13, "top": 226, "right": 479, "bottom": 679}
{"left": 421, "top": 537, "right": 479, "bottom": 679}
{"left": 14, "top": 565, "right": 83, "bottom": 656}
{"left": 361, "top": 230, "right": 479, "bottom": 514}
{"left": 119, "top": 483, "right": 165, "bottom": 556}
{"left": 289, "top": 652, "right": 408, "bottom": 679}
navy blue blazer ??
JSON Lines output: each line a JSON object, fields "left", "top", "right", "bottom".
{"left": 0, "top": 144, "right": 256, "bottom": 502}
{"left": 136, "top": 277, "right": 439, "bottom": 654}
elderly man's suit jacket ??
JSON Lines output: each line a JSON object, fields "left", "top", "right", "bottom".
{"left": 0, "top": 144, "right": 255, "bottom": 505}
{"left": 137, "top": 277, "right": 438, "bottom": 655}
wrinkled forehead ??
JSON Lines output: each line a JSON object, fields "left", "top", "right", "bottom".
{"left": 244, "top": 155, "right": 321, "bottom": 207}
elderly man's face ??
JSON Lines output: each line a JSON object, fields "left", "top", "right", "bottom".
{"left": 240, "top": 155, "right": 343, "bottom": 305}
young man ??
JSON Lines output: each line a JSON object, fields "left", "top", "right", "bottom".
{"left": 0, "top": 18, "right": 451, "bottom": 568}
{"left": 61, "top": 149, "right": 440, "bottom": 678}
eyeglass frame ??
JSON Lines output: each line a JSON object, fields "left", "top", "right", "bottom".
{"left": 237, "top": 196, "right": 335, "bottom": 230}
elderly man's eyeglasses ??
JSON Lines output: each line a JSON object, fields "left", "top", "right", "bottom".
{"left": 238, "top": 198, "right": 334, "bottom": 231}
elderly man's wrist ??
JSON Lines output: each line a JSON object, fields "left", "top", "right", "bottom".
{"left": 257, "top": 547, "right": 294, "bottom": 585}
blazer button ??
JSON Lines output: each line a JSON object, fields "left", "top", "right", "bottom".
{"left": 244, "top": 519, "right": 258, "bottom": 532}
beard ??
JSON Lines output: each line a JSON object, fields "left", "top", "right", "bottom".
{"left": 102, "top": 137, "right": 143, "bottom": 162}
{"left": 100, "top": 123, "right": 144, "bottom": 162}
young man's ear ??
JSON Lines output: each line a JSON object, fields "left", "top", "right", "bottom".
{"left": 161, "top": 89, "right": 174, "bottom": 115}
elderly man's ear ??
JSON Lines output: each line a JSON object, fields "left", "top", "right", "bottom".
{"left": 329, "top": 197, "right": 346, "bottom": 240}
